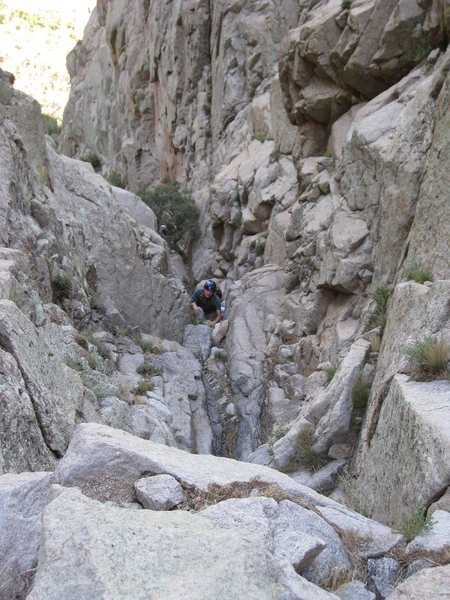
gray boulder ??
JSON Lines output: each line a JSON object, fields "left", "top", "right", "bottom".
{"left": 27, "top": 486, "right": 284, "bottom": 600}
{"left": 355, "top": 375, "right": 450, "bottom": 526}
{"left": 183, "top": 324, "right": 212, "bottom": 362}
{"left": 200, "top": 497, "right": 327, "bottom": 574}
{"left": 386, "top": 565, "right": 450, "bottom": 599}
{"left": 53, "top": 422, "right": 353, "bottom": 511}
{"left": 366, "top": 557, "right": 401, "bottom": 599}
{"left": 336, "top": 580, "right": 375, "bottom": 600}
{"left": 135, "top": 474, "right": 184, "bottom": 510}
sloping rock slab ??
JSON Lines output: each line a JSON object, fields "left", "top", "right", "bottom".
{"left": 54, "top": 423, "right": 351, "bottom": 510}
{"left": 316, "top": 504, "right": 404, "bottom": 559}
{"left": 0, "top": 300, "right": 89, "bottom": 455}
{"left": 0, "top": 472, "right": 53, "bottom": 600}
{"left": 27, "top": 486, "right": 283, "bottom": 600}
{"left": 0, "top": 348, "right": 55, "bottom": 472}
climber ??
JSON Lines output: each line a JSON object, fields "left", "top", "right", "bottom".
{"left": 190, "top": 280, "right": 223, "bottom": 327}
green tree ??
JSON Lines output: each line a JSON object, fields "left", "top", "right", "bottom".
{"left": 138, "top": 179, "right": 199, "bottom": 255}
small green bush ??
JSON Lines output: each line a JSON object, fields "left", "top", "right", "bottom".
{"left": 65, "top": 356, "right": 84, "bottom": 372}
{"left": 107, "top": 170, "right": 125, "bottom": 188}
{"left": 310, "top": 323, "right": 319, "bottom": 335}
{"left": 366, "top": 284, "right": 390, "bottom": 331}
{"left": 341, "top": 0, "right": 352, "bottom": 9}
{"left": 88, "top": 355, "right": 99, "bottom": 371}
{"left": 323, "top": 149, "right": 333, "bottom": 158}
{"left": 270, "top": 148, "right": 281, "bottom": 162}
{"left": 136, "top": 360, "right": 161, "bottom": 377}
{"left": 325, "top": 364, "right": 337, "bottom": 383}
{"left": 252, "top": 132, "right": 267, "bottom": 143}
{"left": 81, "top": 152, "right": 101, "bottom": 171}
{"left": 406, "top": 337, "right": 448, "bottom": 376}
{"left": 133, "top": 379, "right": 154, "bottom": 395}
{"left": 415, "top": 45, "right": 432, "bottom": 64}
{"left": 352, "top": 376, "right": 370, "bottom": 411}
{"left": 42, "top": 114, "right": 61, "bottom": 141}
{"left": 140, "top": 339, "right": 162, "bottom": 355}
{"left": 255, "top": 241, "right": 265, "bottom": 257}
{"left": 398, "top": 505, "right": 433, "bottom": 540}
{"left": 404, "top": 262, "right": 433, "bottom": 284}
{"left": 292, "top": 428, "right": 327, "bottom": 473}
{"left": 138, "top": 180, "right": 199, "bottom": 254}
{"left": 52, "top": 273, "right": 72, "bottom": 302}
{"left": 214, "top": 349, "right": 228, "bottom": 362}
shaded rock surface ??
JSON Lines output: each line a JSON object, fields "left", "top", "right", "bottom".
{"left": 0, "top": 472, "right": 53, "bottom": 600}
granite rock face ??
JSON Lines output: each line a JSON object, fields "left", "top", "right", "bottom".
{"left": 355, "top": 376, "right": 450, "bottom": 526}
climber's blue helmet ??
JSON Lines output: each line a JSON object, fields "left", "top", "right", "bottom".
{"left": 204, "top": 280, "right": 216, "bottom": 293}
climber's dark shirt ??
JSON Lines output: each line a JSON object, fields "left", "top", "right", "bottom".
{"left": 191, "top": 288, "right": 221, "bottom": 316}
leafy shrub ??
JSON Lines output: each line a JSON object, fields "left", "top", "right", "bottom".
{"left": 270, "top": 148, "right": 281, "bottom": 162}
{"left": 406, "top": 337, "right": 448, "bottom": 376}
{"left": 286, "top": 428, "right": 327, "bottom": 473}
{"left": 323, "top": 149, "right": 332, "bottom": 158}
{"left": 404, "top": 262, "right": 433, "bottom": 284}
{"left": 415, "top": 45, "right": 432, "bottom": 64}
{"left": 138, "top": 180, "right": 199, "bottom": 254}
{"left": 136, "top": 360, "right": 161, "bottom": 377}
{"left": 366, "top": 284, "right": 390, "bottom": 331}
{"left": 140, "top": 339, "right": 162, "bottom": 354}
{"left": 42, "top": 114, "right": 61, "bottom": 142}
{"left": 255, "top": 241, "right": 265, "bottom": 257}
{"left": 65, "top": 356, "right": 84, "bottom": 372}
{"left": 52, "top": 273, "right": 72, "bottom": 302}
{"left": 352, "top": 376, "right": 370, "bottom": 411}
{"left": 88, "top": 355, "right": 99, "bottom": 371}
{"left": 107, "top": 170, "right": 125, "bottom": 188}
{"left": 252, "top": 132, "right": 267, "bottom": 143}
{"left": 325, "top": 364, "right": 337, "bottom": 383}
{"left": 341, "top": 0, "right": 352, "bottom": 9}
{"left": 398, "top": 505, "right": 432, "bottom": 540}
{"left": 214, "top": 349, "right": 228, "bottom": 362}
{"left": 81, "top": 152, "right": 101, "bottom": 172}
{"left": 133, "top": 379, "right": 154, "bottom": 395}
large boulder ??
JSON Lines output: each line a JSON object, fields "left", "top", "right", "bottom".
{"left": 27, "top": 485, "right": 286, "bottom": 600}
{"left": 356, "top": 375, "right": 450, "bottom": 525}
{"left": 355, "top": 280, "right": 450, "bottom": 475}
{"left": 386, "top": 564, "right": 450, "bottom": 599}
